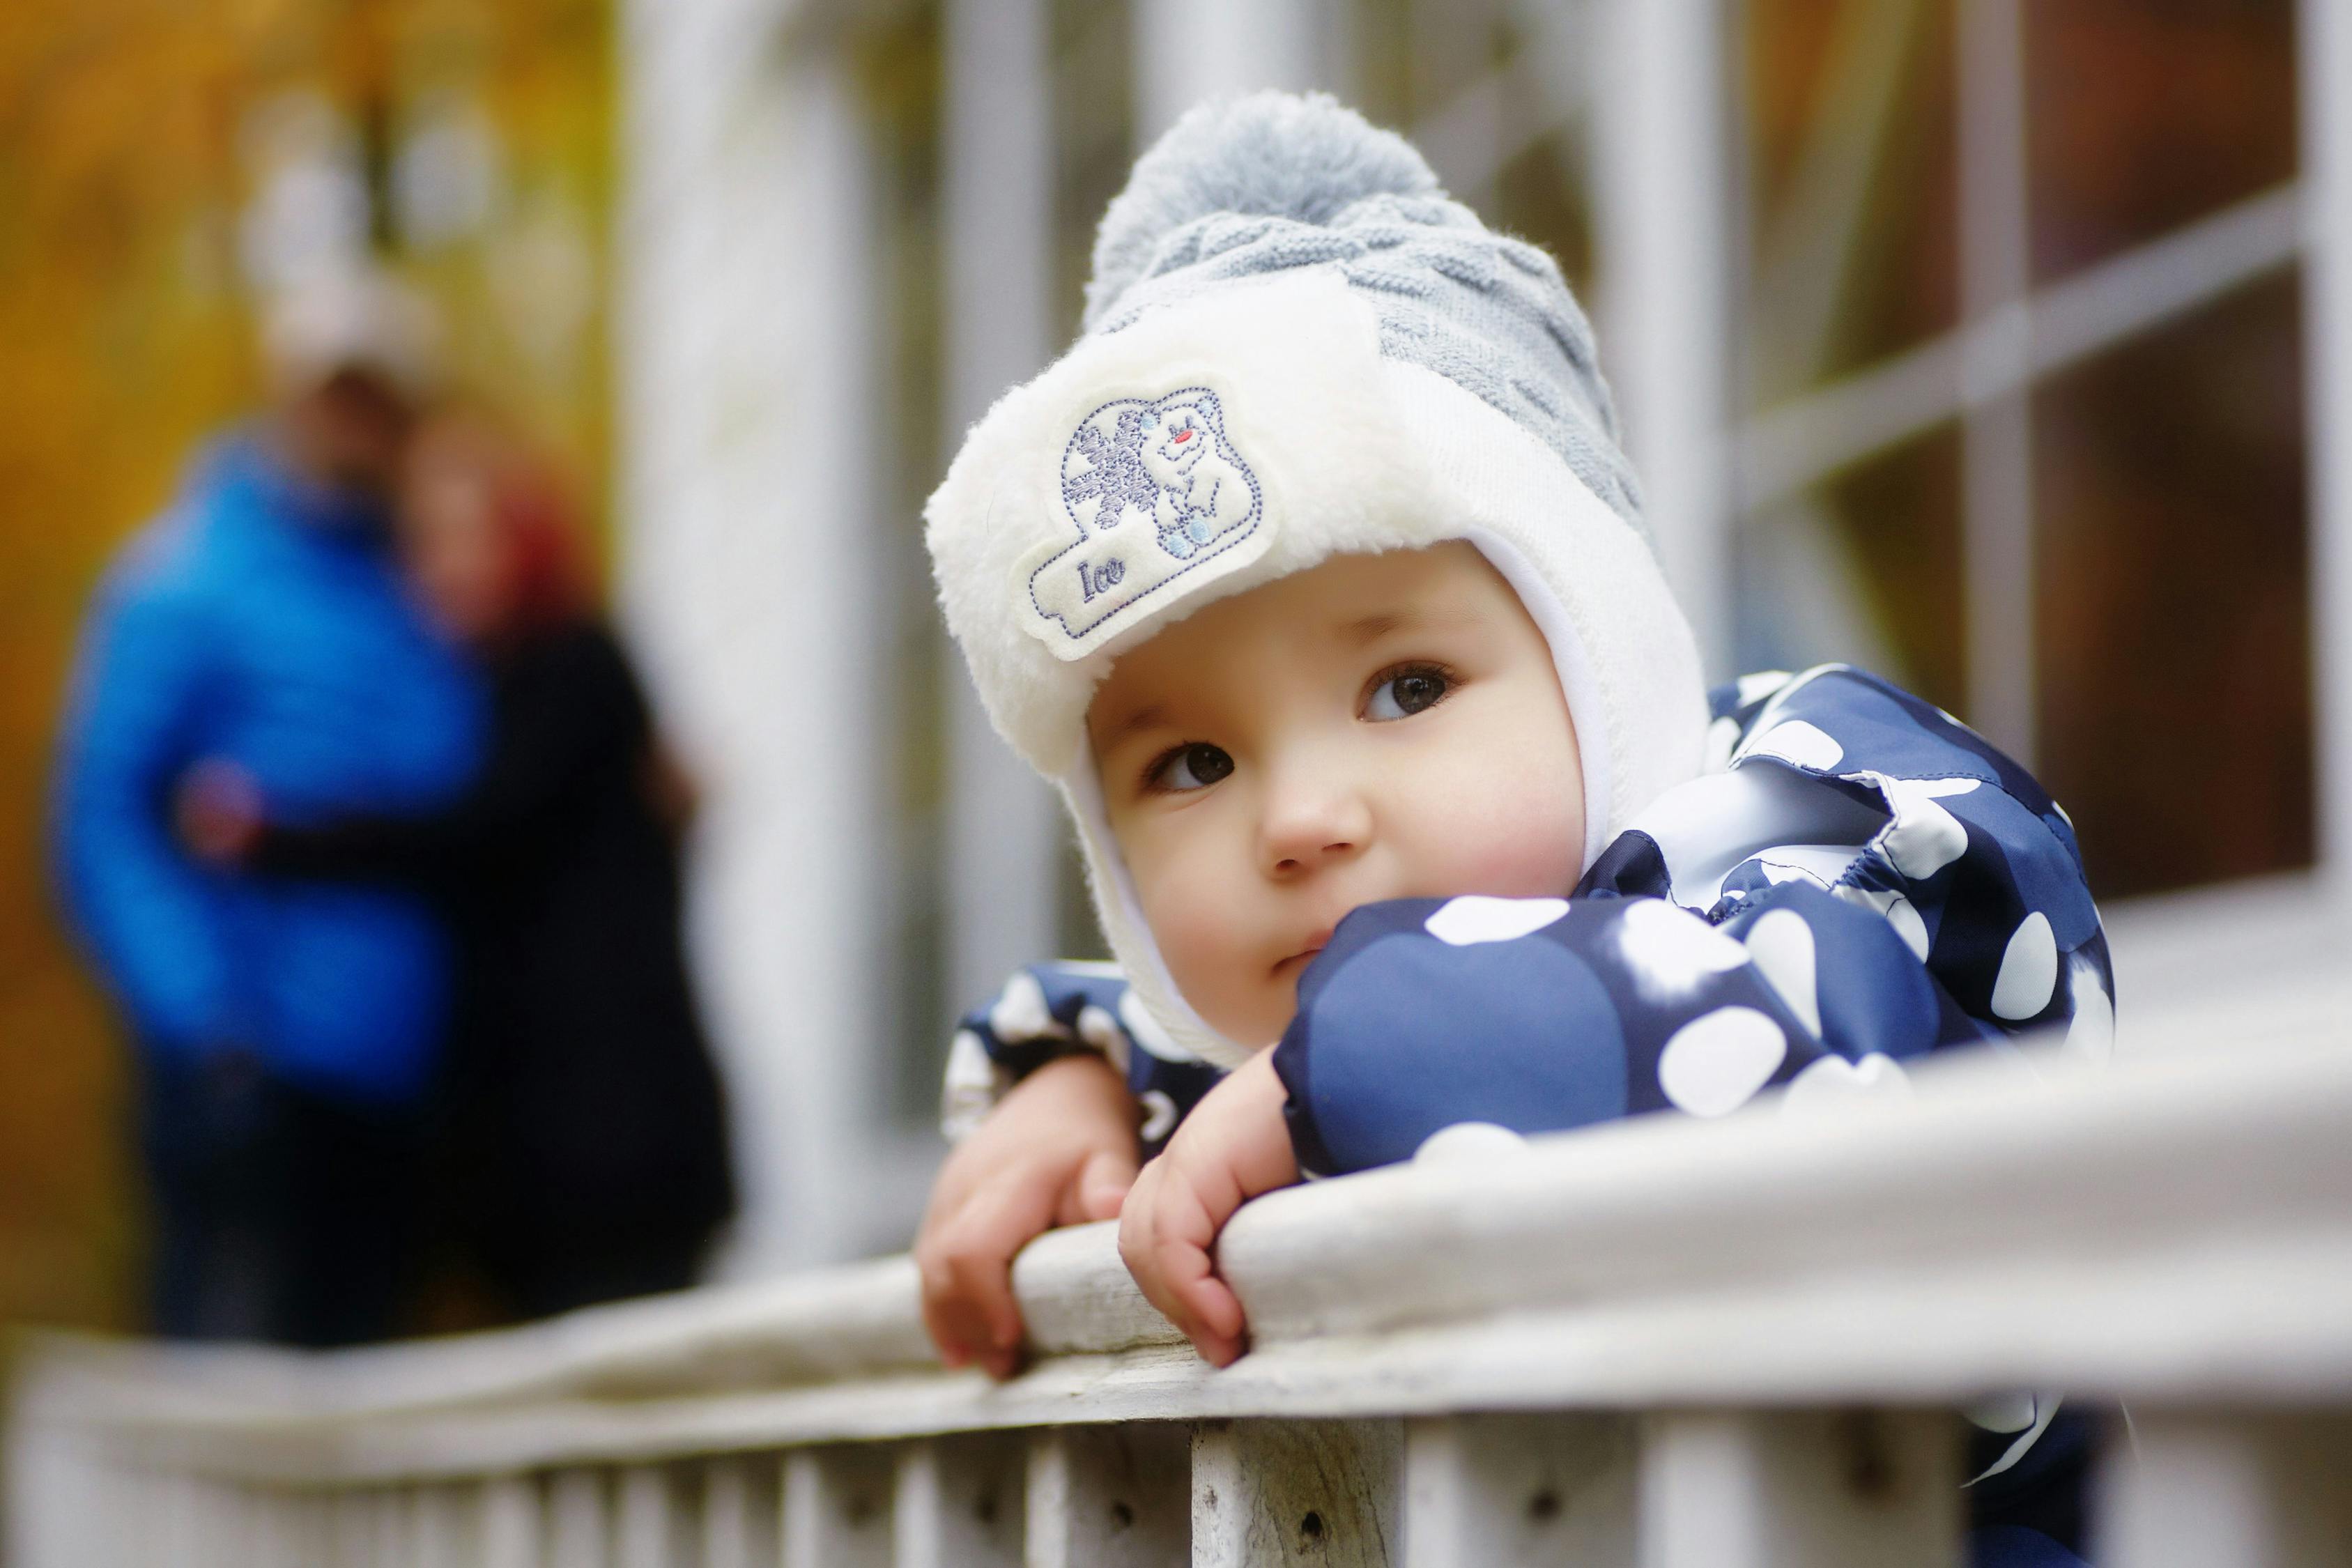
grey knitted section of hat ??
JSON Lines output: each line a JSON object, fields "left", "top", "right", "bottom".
{"left": 1084, "top": 92, "right": 1644, "bottom": 531}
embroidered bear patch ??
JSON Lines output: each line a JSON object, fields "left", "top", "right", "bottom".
{"left": 1020, "top": 387, "right": 1267, "bottom": 655}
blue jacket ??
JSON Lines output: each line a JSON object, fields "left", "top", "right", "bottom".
{"left": 53, "top": 435, "right": 484, "bottom": 1106}
{"left": 945, "top": 665, "right": 2109, "bottom": 1568}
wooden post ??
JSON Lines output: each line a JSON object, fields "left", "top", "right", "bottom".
{"left": 616, "top": 1465, "right": 684, "bottom": 1568}
{"left": 1637, "top": 1411, "right": 1959, "bottom": 1568}
{"left": 413, "top": 1484, "right": 470, "bottom": 1568}
{"left": 482, "top": 1475, "right": 544, "bottom": 1568}
{"left": 1025, "top": 1425, "right": 1191, "bottom": 1568}
{"left": 1191, "top": 1419, "right": 1402, "bottom": 1568}
{"left": 1404, "top": 1413, "right": 1637, "bottom": 1567}
{"left": 2098, "top": 1412, "right": 2352, "bottom": 1568}
{"left": 547, "top": 1470, "right": 610, "bottom": 1568}
{"left": 895, "top": 1434, "right": 1023, "bottom": 1568}
{"left": 701, "top": 1456, "right": 777, "bottom": 1568}
{"left": 782, "top": 1447, "right": 895, "bottom": 1568}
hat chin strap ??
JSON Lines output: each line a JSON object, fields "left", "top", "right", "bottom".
{"left": 1058, "top": 532, "right": 1615, "bottom": 1071}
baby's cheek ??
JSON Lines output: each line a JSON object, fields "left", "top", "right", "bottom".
{"left": 1406, "top": 758, "right": 1585, "bottom": 896}
{"left": 1139, "top": 875, "right": 1274, "bottom": 1041}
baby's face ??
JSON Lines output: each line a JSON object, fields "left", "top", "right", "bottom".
{"left": 1088, "top": 542, "right": 1585, "bottom": 1046}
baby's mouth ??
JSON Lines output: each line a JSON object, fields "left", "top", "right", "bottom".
{"left": 1273, "top": 927, "right": 1335, "bottom": 979}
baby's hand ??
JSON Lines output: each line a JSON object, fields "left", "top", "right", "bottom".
{"left": 915, "top": 1053, "right": 1139, "bottom": 1379}
{"left": 1117, "top": 1050, "right": 1299, "bottom": 1367}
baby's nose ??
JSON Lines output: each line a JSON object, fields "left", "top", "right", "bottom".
{"left": 1261, "top": 784, "right": 1373, "bottom": 876}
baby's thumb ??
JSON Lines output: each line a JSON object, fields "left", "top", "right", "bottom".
{"left": 1077, "top": 1146, "right": 1139, "bottom": 1222}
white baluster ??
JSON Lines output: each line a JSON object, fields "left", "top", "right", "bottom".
{"left": 372, "top": 1487, "right": 417, "bottom": 1568}
{"left": 1637, "top": 1411, "right": 1958, "bottom": 1568}
{"left": 1403, "top": 1413, "right": 1636, "bottom": 1567}
{"left": 2098, "top": 1411, "right": 2352, "bottom": 1567}
{"left": 893, "top": 1434, "right": 1022, "bottom": 1568}
{"left": 180, "top": 1477, "right": 252, "bottom": 1568}
{"left": 548, "top": 1470, "right": 611, "bottom": 1568}
{"left": 158, "top": 1473, "right": 208, "bottom": 1568}
{"left": 330, "top": 1489, "right": 378, "bottom": 1567}
{"left": 616, "top": 1466, "right": 683, "bottom": 1568}
{"left": 414, "top": 1484, "right": 471, "bottom": 1568}
{"left": 781, "top": 1447, "right": 895, "bottom": 1568}
{"left": 483, "top": 1475, "right": 544, "bottom": 1568}
{"left": 253, "top": 1489, "right": 330, "bottom": 1568}
{"left": 1024, "top": 1424, "right": 1190, "bottom": 1568}
{"left": 1191, "top": 1419, "right": 1402, "bottom": 1568}
{"left": 702, "top": 1456, "right": 778, "bottom": 1568}
{"left": 245, "top": 1488, "right": 290, "bottom": 1568}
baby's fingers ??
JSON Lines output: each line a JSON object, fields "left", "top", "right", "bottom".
{"left": 918, "top": 1175, "right": 1057, "bottom": 1378}
{"left": 1119, "top": 1166, "right": 1246, "bottom": 1365}
{"left": 1070, "top": 1144, "right": 1139, "bottom": 1224}
{"left": 1151, "top": 1178, "right": 1247, "bottom": 1362}
{"left": 1178, "top": 1274, "right": 1248, "bottom": 1367}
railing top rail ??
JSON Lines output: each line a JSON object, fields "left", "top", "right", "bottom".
{"left": 14, "top": 971, "right": 2352, "bottom": 1483}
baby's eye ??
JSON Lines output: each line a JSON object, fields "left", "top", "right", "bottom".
{"left": 1148, "top": 741, "right": 1234, "bottom": 793}
{"left": 1364, "top": 665, "right": 1451, "bottom": 722}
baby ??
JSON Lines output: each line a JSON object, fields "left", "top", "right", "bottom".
{"left": 918, "top": 95, "right": 2107, "bottom": 1565}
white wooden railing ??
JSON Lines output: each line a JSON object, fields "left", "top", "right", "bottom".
{"left": 10, "top": 971, "right": 2352, "bottom": 1568}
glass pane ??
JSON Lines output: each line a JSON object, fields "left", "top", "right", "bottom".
{"left": 2025, "top": 0, "right": 2297, "bottom": 284}
{"left": 1735, "top": 422, "right": 1967, "bottom": 713}
{"left": 1742, "top": 0, "right": 1960, "bottom": 405}
{"left": 2033, "top": 272, "right": 2312, "bottom": 898}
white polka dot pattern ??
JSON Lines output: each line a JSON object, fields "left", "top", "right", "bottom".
{"left": 1742, "top": 907, "right": 1821, "bottom": 1038}
{"left": 1991, "top": 912, "right": 2058, "bottom": 1021}
{"left": 1658, "top": 1006, "right": 1788, "bottom": 1117}
{"left": 1423, "top": 895, "right": 1570, "bottom": 946}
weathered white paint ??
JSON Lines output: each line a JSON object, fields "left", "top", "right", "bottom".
{"left": 1024, "top": 1425, "right": 1189, "bottom": 1568}
{"left": 891, "top": 1434, "right": 1022, "bottom": 1568}
{"left": 615, "top": 1463, "right": 681, "bottom": 1567}
{"left": 1637, "top": 1411, "right": 1958, "bottom": 1568}
{"left": 698, "top": 1455, "right": 772, "bottom": 1568}
{"left": 1191, "top": 1419, "right": 1400, "bottom": 1568}
{"left": 480, "top": 1475, "right": 541, "bottom": 1568}
{"left": 413, "top": 1484, "right": 470, "bottom": 1568}
{"left": 546, "top": 1469, "right": 609, "bottom": 1568}
{"left": 1403, "top": 1413, "right": 1636, "bottom": 1568}
{"left": 782, "top": 1445, "right": 895, "bottom": 1568}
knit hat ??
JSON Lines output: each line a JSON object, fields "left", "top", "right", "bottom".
{"left": 925, "top": 92, "right": 1707, "bottom": 1068}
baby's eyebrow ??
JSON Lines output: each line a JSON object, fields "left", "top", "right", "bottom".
{"left": 1338, "top": 608, "right": 1415, "bottom": 644}
{"left": 1094, "top": 702, "right": 1170, "bottom": 750}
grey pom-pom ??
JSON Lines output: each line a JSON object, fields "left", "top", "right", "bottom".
{"left": 1084, "top": 91, "right": 1440, "bottom": 332}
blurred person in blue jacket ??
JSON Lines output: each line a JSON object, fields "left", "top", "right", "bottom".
{"left": 178, "top": 416, "right": 737, "bottom": 1321}
{"left": 51, "top": 271, "right": 484, "bottom": 1346}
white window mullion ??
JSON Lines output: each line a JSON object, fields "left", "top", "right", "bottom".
{"left": 1590, "top": 0, "right": 1737, "bottom": 679}
{"left": 1956, "top": 0, "right": 2037, "bottom": 763}
{"left": 941, "top": 0, "right": 1062, "bottom": 1009}
{"left": 2298, "top": 0, "right": 2352, "bottom": 903}
{"left": 1131, "top": 0, "right": 1335, "bottom": 144}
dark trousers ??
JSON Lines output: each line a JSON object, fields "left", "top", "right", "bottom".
{"left": 138, "top": 1052, "right": 426, "bottom": 1347}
